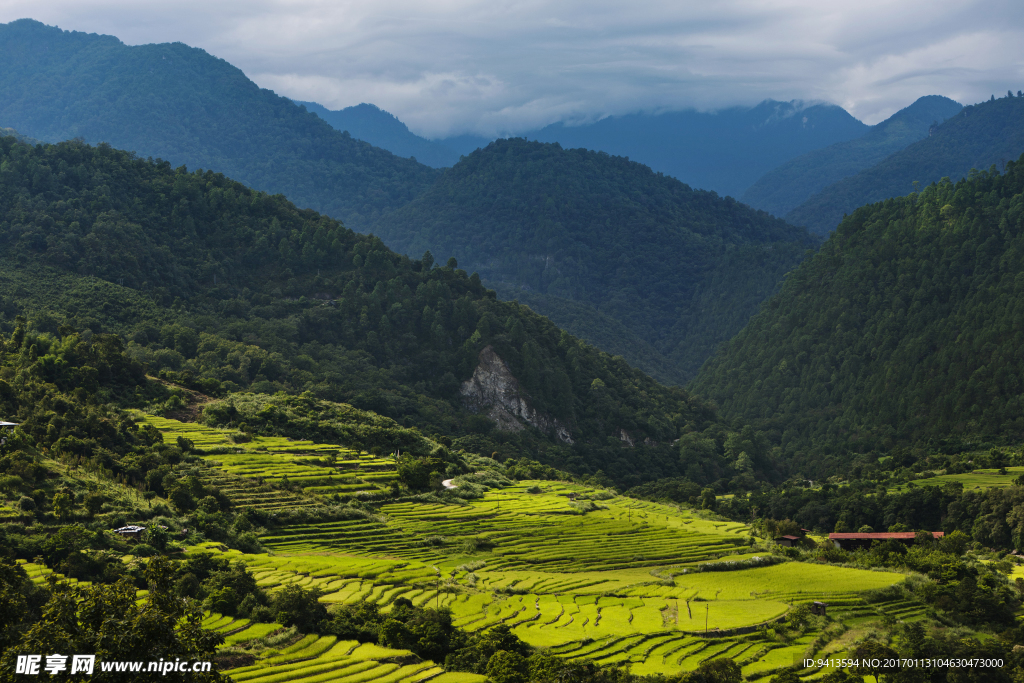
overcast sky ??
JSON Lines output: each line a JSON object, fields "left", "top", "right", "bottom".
{"left": 2, "top": 0, "right": 1022, "bottom": 138}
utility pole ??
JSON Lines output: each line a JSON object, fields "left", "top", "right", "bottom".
{"left": 705, "top": 604, "right": 709, "bottom": 634}
{"left": 433, "top": 567, "right": 440, "bottom": 609}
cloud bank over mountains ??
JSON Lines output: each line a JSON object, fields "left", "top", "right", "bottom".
{"left": 1, "top": 0, "right": 1021, "bottom": 137}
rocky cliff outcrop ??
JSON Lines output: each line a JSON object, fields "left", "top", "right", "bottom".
{"left": 460, "top": 346, "right": 574, "bottom": 444}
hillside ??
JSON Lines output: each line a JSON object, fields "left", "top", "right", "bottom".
{"left": 0, "top": 19, "right": 437, "bottom": 230}
{"left": 692, "top": 155, "right": 1024, "bottom": 476}
{"left": 520, "top": 100, "right": 869, "bottom": 199}
{"left": 742, "top": 95, "right": 963, "bottom": 217}
{"left": 0, "top": 132, "right": 756, "bottom": 490}
{"left": 786, "top": 91, "right": 1024, "bottom": 235}
{"left": 297, "top": 101, "right": 462, "bottom": 168}
{"left": 0, "top": 138, "right": 1017, "bottom": 683}
{"left": 370, "top": 138, "right": 818, "bottom": 383}
{"left": 0, "top": 315, "right": 1012, "bottom": 683}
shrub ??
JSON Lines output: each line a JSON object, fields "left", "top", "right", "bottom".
{"left": 130, "top": 543, "right": 159, "bottom": 557}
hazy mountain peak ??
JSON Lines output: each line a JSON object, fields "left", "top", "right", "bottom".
{"left": 297, "top": 99, "right": 462, "bottom": 168}
{"left": 741, "top": 94, "right": 963, "bottom": 218}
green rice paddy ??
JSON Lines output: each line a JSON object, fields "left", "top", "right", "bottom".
{"left": 182, "top": 479, "right": 908, "bottom": 681}
{"left": 126, "top": 414, "right": 912, "bottom": 680}
{"left": 137, "top": 414, "right": 397, "bottom": 505}
{"left": 891, "top": 466, "right": 1024, "bottom": 492}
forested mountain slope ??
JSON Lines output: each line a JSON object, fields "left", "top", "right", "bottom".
{"left": 371, "top": 138, "right": 818, "bottom": 383}
{"left": 0, "top": 133, "right": 752, "bottom": 489}
{"left": 787, "top": 92, "right": 1024, "bottom": 235}
{"left": 692, "top": 156, "right": 1024, "bottom": 476}
{"left": 0, "top": 19, "right": 437, "bottom": 230}
{"left": 297, "top": 101, "right": 462, "bottom": 168}
{"left": 742, "top": 95, "right": 962, "bottom": 217}
{"left": 521, "top": 100, "right": 869, "bottom": 199}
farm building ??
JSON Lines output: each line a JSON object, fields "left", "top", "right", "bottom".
{"left": 776, "top": 535, "right": 802, "bottom": 547}
{"left": 112, "top": 525, "right": 146, "bottom": 539}
{"left": 829, "top": 531, "right": 943, "bottom": 551}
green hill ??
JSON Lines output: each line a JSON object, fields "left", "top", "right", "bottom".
{"left": 0, "top": 19, "right": 437, "bottom": 229}
{"left": 742, "top": 95, "right": 962, "bottom": 217}
{"left": 692, "top": 155, "right": 1024, "bottom": 475}
{"left": 371, "top": 138, "right": 818, "bottom": 383}
{"left": 0, "top": 132, "right": 749, "bottom": 489}
{"left": 786, "top": 92, "right": 1024, "bottom": 235}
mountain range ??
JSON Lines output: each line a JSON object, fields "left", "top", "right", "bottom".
{"left": 786, "top": 92, "right": 1024, "bottom": 234}
{"left": 306, "top": 99, "right": 875, "bottom": 200}
{"left": 0, "top": 132, "right": 741, "bottom": 489}
{"left": 741, "top": 95, "right": 963, "bottom": 218}
{"left": 5, "top": 16, "right": 1024, "bottom": 478}
{"left": 0, "top": 19, "right": 437, "bottom": 230}
{"left": 370, "top": 138, "right": 817, "bottom": 383}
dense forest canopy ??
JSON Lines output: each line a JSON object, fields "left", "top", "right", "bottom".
{"left": 371, "top": 138, "right": 818, "bottom": 383}
{"left": 0, "top": 19, "right": 437, "bottom": 230}
{"left": 0, "top": 133, "right": 753, "bottom": 490}
{"left": 787, "top": 92, "right": 1024, "bottom": 235}
{"left": 742, "top": 95, "right": 963, "bottom": 218}
{"left": 692, "top": 154, "right": 1024, "bottom": 477}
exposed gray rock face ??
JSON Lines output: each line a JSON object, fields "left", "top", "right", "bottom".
{"left": 460, "top": 345, "right": 574, "bottom": 444}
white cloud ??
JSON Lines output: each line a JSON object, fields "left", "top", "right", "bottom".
{"left": 2, "top": 0, "right": 1022, "bottom": 136}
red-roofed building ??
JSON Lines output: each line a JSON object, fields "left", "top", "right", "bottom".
{"left": 829, "top": 531, "right": 944, "bottom": 551}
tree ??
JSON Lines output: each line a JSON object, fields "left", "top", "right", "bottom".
{"left": 84, "top": 492, "right": 106, "bottom": 516}
{"left": 851, "top": 640, "right": 899, "bottom": 682}
{"left": 378, "top": 618, "right": 413, "bottom": 650}
{"left": 679, "top": 657, "right": 742, "bottom": 682}
{"left": 0, "top": 556, "right": 225, "bottom": 682}
{"left": 486, "top": 650, "right": 528, "bottom": 683}
{"left": 169, "top": 486, "right": 197, "bottom": 513}
{"left": 769, "top": 671, "right": 801, "bottom": 683}
{"left": 397, "top": 455, "right": 430, "bottom": 491}
{"left": 42, "top": 525, "right": 94, "bottom": 566}
{"left": 269, "top": 585, "right": 327, "bottom": 633}
{"left": 0, "top": 559, "right": 47, "bottom": 652}
{"left": 700, "top": 487, "right": 718, "bottom": 511}
{"left": 146, "top": 525, "right": 169, "bottom": 551}
{"left": 51, "top": 490, "right": 74, "bottom": 520}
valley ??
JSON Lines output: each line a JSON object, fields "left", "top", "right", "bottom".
{"left": 1, "top": 15, "right": 1024, "bottom": 681}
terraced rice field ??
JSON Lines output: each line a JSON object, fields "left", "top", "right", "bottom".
{"left": 890, "top": 466, "right": 1024, "bottom": 492}
{"left": 225, "top": 637, "right": 481, "bottom": 683}
{"left": 207, "top": 481, "right": 910, "bottom": 680}
{"left": 22, "top": 467, "right": 914, "bottom": 682}
{"left": 371, "top": 484, "right": 748, "bottom": 572}
{"left": 198, "top": 538, "right": 907, "bottom": 682}
{"left": 137, "top": 414, "right": 397, "bottom": 503}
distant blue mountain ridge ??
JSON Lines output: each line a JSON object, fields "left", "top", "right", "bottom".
{"left": 294, "top": 101, "right": 463, "bottom": 168}
{"left": 302, "top": 98, "right": 876, "bottom": 199}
